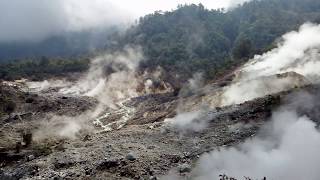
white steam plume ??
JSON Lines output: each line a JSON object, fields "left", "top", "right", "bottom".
{"left": 192, "top": 108, "right": 320, "bottom": 180}
{"left": 29, "top": 46, "right": 175, "bottom": 138}
{"left": 173, "top": 23, "right": 320, "bottom": 180}
{"left": 26, "top": 79, "right": 72, "bottom": 92}
{"left": 164, "top": 110, "right": 206, "bottom": 133}
{"left": 60, "top": 46, "right": 144, "bottom": 108}
{"left": 164, "top": 73, "right": 210, "bottom": 132}
{"left": 221, "top": 23, "right": 320, "bottom": 107}
{"left": 240, "top": 23, "right": 320, "bottom": 80}
{"left": 221, "top": 72, "right": 309, "bottom": 106}
{"left": 31, "top": 47, "right": 144, "bottom": 139}
{"left": 164, "top": 23, "right": 320, "bottom": 132}
{"left": 33, "top": 110, "right": 98, "bottom": 140}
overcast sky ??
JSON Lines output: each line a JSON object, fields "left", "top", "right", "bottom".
{"left": 0, "top": 0, "right": 250, "bottom": 43}
{"left": 113, "top": 0, "right": 246, "bottom": 16}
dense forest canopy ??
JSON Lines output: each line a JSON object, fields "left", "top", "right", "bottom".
{"left": 2, "top": 0, "right": 320, "bottom": 82}
{"left": 0, "top": 57, "right": 89, "bottom": 81}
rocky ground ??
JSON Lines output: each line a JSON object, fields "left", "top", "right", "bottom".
{"left": 0, "top": 79, "right": 319, "bottom": 180}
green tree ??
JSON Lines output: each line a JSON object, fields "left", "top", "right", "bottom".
{"left": 232, "top": 37, "right": 253, "bottom": 59}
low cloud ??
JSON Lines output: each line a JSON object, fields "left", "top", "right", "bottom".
{"left": 0, "top": 0, "right": 133, "bottom": 43}
{"left": 0, "top": 0, "right": 254, "bottom": 43}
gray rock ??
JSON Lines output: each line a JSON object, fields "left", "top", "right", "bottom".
{"left": 126, "top": 152, "right": 137, "bottom": 161}
{"left": 53, "top": 158, "right": 75, "bottom": 169}
{"left": 96, "top": 158, "right": 120, "bottom": 170}
{"left": 10, "top": 164, "right": 39, "bottom": 179}
{"left": 27, "top": 155, "right": 35, "bottom": 161}
{"left": 149, "top": 176, "right": 157, "bottom": 180}
{"left": 178, "top": 163, "right": 191, "bottom": 173}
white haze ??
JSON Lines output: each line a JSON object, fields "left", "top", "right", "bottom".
{"left": 0, "top": 0, "right": 252, "bottom": 43}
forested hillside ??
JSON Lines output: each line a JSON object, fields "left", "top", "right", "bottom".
{"left": 0, "top": 57, "right": 90, "bottom": 80}
{"left": 114, "top": 0, "right": 320, "bottom": 81}
{"left": 2, "top": 0, "right": 320, "bottom": 82}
